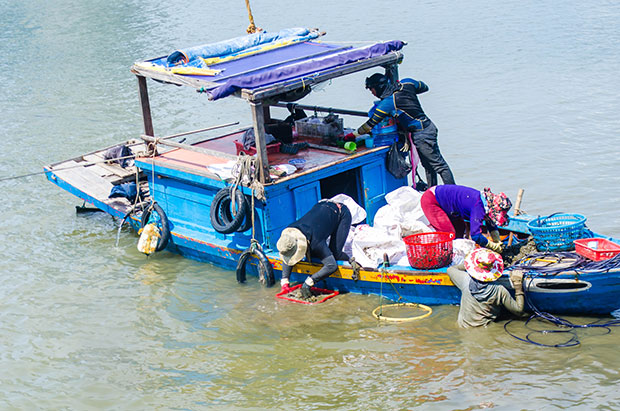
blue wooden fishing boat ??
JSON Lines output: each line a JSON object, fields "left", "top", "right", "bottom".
{"left": 44, "top": 28, "right": 620, "bottom": 316}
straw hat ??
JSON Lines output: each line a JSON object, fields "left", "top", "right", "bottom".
{"left": 464, "top": 248, "right": 504, "bottom": 282}
{"left": 276, "top": 227, "right": 307, "bottom": 266}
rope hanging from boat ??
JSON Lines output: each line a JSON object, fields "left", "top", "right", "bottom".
{"left": 504, "top": 251, "right": 620, "bottom": 347}
{"left": 115, "top": 166, "right": 148, "bottom": 247}
{"left": 231, "top": 154, "right": 265, "bottom": 201}
{"left": 503, "top": 279, "right": 620, "bottom": 347}
{"left": 244, "top": 0, "right": 262, "bottom": 34}
{"left": 232, "top": 154, "right": 274, "bottom": 287}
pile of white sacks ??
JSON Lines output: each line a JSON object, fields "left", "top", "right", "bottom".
{"left": 335, "top": 187, "right": 475, "bottom": 269}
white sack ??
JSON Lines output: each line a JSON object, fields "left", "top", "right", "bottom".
{"left": 373, "top": 204, "right": 403, "bottom": 237}
{"left": 385, "top": 186, "right": 423, "bottom": 217}
{"left": 452, "top": 239, "right": 476, "bottom": 266}
{"left": 350, "top": 225, "right": 407, "bottom": 268}
{"left": 330, "top": 194, "right": 367, "bottom": 225}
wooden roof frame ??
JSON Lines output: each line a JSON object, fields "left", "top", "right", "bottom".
{"left": 131, "top": 49, "right": 403, "bottom": 183}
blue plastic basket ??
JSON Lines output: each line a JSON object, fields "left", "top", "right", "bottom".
{"left": 526, "top": 213, "right": 587, "bottom": 251}
{"left": 372, "top": 117, "right": 399, "bottom": 147}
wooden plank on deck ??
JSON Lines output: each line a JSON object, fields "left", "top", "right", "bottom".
{"left": 51, "top": 160, "right": 116, "bottom": 200}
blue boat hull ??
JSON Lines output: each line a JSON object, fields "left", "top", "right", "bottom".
{"left": 161, "top": 227, "right": 620, "bottom": 316}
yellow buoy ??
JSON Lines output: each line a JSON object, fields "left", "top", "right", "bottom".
{"left": 137, "top": 223, "right": 161, "bottom": 255}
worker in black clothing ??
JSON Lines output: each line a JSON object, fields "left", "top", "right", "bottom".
{"left": 277, "top": 199, "right": 358, "bottom": 299}
{"left": 344, "top": 73, "right": 455, "bottom": 187}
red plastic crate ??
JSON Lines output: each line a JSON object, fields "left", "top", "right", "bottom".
{"left": 403, "top": 232, "right": 455, "bottom": 269}
{"left": 573, "top": 238, "right": 620, "bottom": 261}
{"left": 275, "top": 284, "right": 339, "bottom": 305}
{"left": 234, "top": 140, "right": 281, "bottom": 156}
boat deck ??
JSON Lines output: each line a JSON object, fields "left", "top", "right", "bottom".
{"left": 45, "top": 139, "right": 150, "bottom": 216}
{"left": 44, "top": 130, "right": 387, "bottom": 217}
{"left": 147, "top": 129, "right": 386, "bottom": 184}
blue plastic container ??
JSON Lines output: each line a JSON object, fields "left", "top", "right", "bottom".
{"left": 371, "top": 117, "right": 399, "bottom": 147}
{"left": 526, "top": 213, "right": 587, "bottom": 251}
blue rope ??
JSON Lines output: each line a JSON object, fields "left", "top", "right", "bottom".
{"left": 504, "top": 267, "right": 620, "bottom": 347}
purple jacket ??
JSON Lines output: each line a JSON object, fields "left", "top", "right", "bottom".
{"left": 434, "top": 185, "right": 494, "bottom": 245}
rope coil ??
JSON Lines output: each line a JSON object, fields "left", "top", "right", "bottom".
{"left": 372, "top": 303, "right": 433, "bottom": 322}
{"left": 373, "top": 254, "right": 433, "bottom": 322}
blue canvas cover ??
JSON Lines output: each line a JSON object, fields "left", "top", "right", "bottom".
{"left": 166, "top": 27, "right": 318, "bottom": 66}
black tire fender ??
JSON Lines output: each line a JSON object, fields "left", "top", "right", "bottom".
{"left": 236, "top": 246, "right": 275, "bottom": 287}
{"left": 140, "top": 202, "right": 170, "bottom": 252}
{"left": 235, "top": 195, "right": 253, "bottom": 233}
{"left": 210, "top": 187, "right": 248, "bottom": 234}
{"left": 220, "top": 192, "right": 252, "bottom": 233}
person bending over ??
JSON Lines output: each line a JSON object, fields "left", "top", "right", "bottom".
{"left": 421, "top": 184, "right": 512, "bottom": 253}
{"left": 277, "top": 199, "right": 358, "bottom": 299}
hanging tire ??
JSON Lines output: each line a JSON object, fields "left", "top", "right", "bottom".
{"left": 210, "top": 187, "right": 248, "bottom": 234}
{"left": 234, "top": 196, "right": 253, "bottom": 233}
{"left": 140, "top": 202, "right": 170, "bottom": 252}
{"left": 236, "top": 247, "right": 275, "bottom": 287}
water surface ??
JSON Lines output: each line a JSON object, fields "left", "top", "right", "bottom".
{"left": 1, "top": 0, "right": 619, "bottom": 409}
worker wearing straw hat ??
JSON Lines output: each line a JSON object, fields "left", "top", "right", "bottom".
{"left": 277, "top": 198, "right": 362, "bottom": 299}
{"left": 447, "top": 248, "right": 525, "bottom": 328}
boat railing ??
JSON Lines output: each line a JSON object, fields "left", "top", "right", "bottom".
{"left": 153, "top": 122, "right": 240, "bottom": 142}
{"left": 138, "top": 121, "right": 243, "bottom": 160}
{"left": 140, "top": 134, "right": 239, "bottom": 161}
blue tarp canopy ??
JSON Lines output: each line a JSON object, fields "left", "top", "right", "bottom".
{"left": 132, "top": 28, "right": 406, "bottom": 101}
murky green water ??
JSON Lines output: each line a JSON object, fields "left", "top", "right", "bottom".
{"left": 1, "top": 1, "right": 619, "bottom": 409}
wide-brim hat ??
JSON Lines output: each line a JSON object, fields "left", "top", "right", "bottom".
{"left": 464, "top": 248, "right": 504, "bottom": 282}
{"left": 276, "top": 227, "right": 307, "bottom": 266}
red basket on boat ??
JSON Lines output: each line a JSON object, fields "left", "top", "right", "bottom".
{"left": 234, "top": 140, "right": 281, "bottom": 156}
{"left": 403, "top": 232, "right": 455, "bottom": 269}
{"left": 574, "top": 238, "right": 620, "bottom": 261}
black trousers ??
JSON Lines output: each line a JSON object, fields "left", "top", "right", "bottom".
{"left": 411, "top": 122, "right": 455, "bottom": 186}
{"left": 282, "top": 204, "right": 352, "bottom": 284}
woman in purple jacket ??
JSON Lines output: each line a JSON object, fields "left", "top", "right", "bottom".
{"left": 420, "top": 185, "right": 512, "bottom": 252}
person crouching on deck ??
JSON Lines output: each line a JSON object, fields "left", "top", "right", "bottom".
{"left": 277, "top": 199, "right": 358, "bottom": 299}
{"left": 343, "top": 73, "right": 455, "bottom": 186}
{"left": 421, "top": 185, "right": 512, "bottom": 253}
{"left": 448, "top": 248, "right": 525, "bottom": 328}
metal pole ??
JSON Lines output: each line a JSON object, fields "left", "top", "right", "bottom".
{"left": 272, "top": 102, "right": 368, "bottom": 117}
{"left": 140, "top": 135, "right": 238, "bottom": 161}
{"left": 158, "top": 121, "right": 239, "bottom": 141}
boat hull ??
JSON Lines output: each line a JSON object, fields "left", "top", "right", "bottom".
{"left": 165, "top": 228, "right": 620, "bottom": 316}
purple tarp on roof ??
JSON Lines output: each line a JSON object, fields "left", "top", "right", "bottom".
{"left": 207, "top": 40, "right": 405, "bottom": 101}
{"left": 209, "top": 42, "right": 348, "bottom": 83}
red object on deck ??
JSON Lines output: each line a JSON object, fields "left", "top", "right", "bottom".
{"left": 403, "top": 232, "right": 455, "bottom": 269}
{"left": 275, "top": 284, "right": 339, "bottom": 305}
{"left": 234, "top": 140, "right": 281, "bottom": 156}
{"left": 574, "top": 238, "right": 620, "bottom": 261}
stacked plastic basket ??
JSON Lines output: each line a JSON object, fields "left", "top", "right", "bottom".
{"left": 526, "top": 213, "right": 587, "bottom": 251}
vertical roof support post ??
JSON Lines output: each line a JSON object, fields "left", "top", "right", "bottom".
{"left": 137, "top": 75, "right": 154, "bottom": 137}
{"left": 250, "top": 101, "right": 271, "bottom": 183}
{"left": 263, "top": 104, "right": 271, "bottom": 124}
{"left": 385, "top": 63, "right": 400, "bottom": 84}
